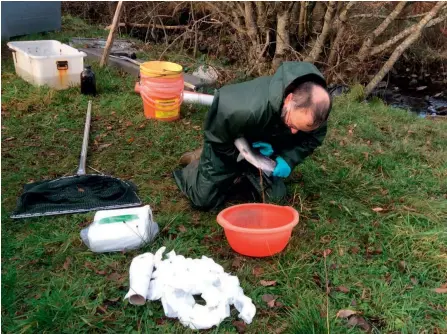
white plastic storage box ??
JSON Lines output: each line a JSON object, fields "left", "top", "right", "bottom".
{"left": 7, "top": 40, "right": 86, "bottom": 90}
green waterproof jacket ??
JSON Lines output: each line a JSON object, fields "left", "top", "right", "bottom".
{"left": 174, "top": 62, "right": 329, "bottom": 210}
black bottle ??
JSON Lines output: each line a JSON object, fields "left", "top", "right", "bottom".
{"left": 81, "top": 65, "right": 96, "bottom": 96}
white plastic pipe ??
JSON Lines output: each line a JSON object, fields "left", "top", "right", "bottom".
{"left": 183, "top": 91, "right": 214, "bottom": 106}
{"left": 124, "top": 252, "right": 155, "bottom": 305}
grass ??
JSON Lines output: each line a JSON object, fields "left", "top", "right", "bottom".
{"left": 2, "top": 17, "right": 447, "bottom": 334}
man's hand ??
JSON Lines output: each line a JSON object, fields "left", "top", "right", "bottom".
{"left": 273, "top": 157, "right": 291, "bottom": 178}
{"left": 252, "top": 142, "right": 274, "bottom": 157}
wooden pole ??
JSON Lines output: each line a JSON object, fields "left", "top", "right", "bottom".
{"left": 100, "top": 1, "right": 124, "bottom": 68}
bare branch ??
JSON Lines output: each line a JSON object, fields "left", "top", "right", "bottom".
{"left": 190, "top": 1, "right": 198, "bottom": 57}
{"left": 205, "top": 2, "right": 246, "bottom": 34}
{"left": 107, "top": 22, "right": 189, "bottom": 30}
{"left": 101, "top": 1, "right": 124, "bottom": 68}
{"left": 304, "top": 1, "right": 336, "bottom": 63}
{"left": 365, "top": 2, "right": 446, "bottom": 96}
{"left": 350, "top": 12, "right": 433, "bottom": 20}
{"left": 357, "top": 1, "right": 408, "bottom": 62}
{"left": 371, "top": 11, "right": 447, "bottom": 56}
{"left": 328, "top": 2, "right": 355, "bottom": 66}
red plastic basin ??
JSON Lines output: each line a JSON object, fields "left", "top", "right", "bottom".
{"left": 216, "top": 203, "right": 299, "bottom": 257}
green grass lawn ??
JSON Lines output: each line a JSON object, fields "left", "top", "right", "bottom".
{"left": 2, "top": 17, "right": 447, "bottom": 334}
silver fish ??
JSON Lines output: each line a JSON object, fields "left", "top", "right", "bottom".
{"left": 234, "top": 138, "right": 277, "bottom": 176}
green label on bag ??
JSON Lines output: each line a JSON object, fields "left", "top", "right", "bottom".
{"left": 97, "top": 214, "right": 139, "bottom": 224}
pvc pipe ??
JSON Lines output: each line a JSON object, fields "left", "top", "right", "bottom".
{"left": 134, "top": 84, "right": 215, "bottom": 107}
{"left": 183, "top": 91, "right": 214, "bottom": 106}
{"left": 124, "top": 252, "right": 155, "bottom": 305}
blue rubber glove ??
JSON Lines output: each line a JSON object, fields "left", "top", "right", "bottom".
{"left": 273, "top": 157, "right": 291, "bottom": 178}
{"left": 252, "top": 142, "right": 274, "bottom": 157}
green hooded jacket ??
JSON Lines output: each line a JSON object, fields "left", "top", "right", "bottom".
{"left": 174, "top": 62, "right": 329, "bottom": 210}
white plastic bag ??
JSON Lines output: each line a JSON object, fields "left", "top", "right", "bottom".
{"left": 80, "top": 205, "right": 159, "bottom": 253}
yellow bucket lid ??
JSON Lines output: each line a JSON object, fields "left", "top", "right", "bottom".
{"left": 140, "top": 61, "right": 183, "bottom": 77}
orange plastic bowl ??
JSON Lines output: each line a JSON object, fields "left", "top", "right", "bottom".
{"left": 216, "top": 203, "right": 299, "bottom": 257}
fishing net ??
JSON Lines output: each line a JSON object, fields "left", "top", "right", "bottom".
{"left": 11, "top": 174, "right": 142, "bottom": 219}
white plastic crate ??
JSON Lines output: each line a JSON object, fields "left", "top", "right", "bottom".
{"left": 7, "top": 40, "right": 86, "bottom": 90}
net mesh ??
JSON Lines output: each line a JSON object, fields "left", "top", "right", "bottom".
{"left": 12, "top": 174, "right": 142, "bottom": 218}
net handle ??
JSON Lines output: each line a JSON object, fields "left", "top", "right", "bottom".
{"left": 77, "top": 101, "right": 92, "bottom": 176}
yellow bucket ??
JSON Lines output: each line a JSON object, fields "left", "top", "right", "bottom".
{"left": 140, "top": 61, "right": 183, "bottom": 78}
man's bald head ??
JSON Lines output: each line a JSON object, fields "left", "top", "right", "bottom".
{"left": 285, "top": 82, "right": 331, "bottom": 129}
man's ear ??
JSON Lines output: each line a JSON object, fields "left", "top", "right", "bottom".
{"left": 284, "top": 93, "right": 293, "bottom": 104}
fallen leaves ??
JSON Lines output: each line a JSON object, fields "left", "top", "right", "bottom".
{"left": 233, "top": 320, "right": 247, "bottom": 333}
{"left": 96, "top": 305, "right": 108, "bottom": 314}
{"left": 312, "top": 272, "right": 323, "bottom": 289}
{"left": 107, "top": 272, "right": 122, "bottom": 282}
{"left": 63, "top": 257, "right": 71, "bottom": 270}
{"left": 4, "top": 137, "right": 15, "bottom": 141}
{"left": 366, "top": 247, "right": 383, "bottom": 257}
{"left": 127, "top": 137, "right": 134, "bottom": 144}
{"left": 347, "top": 315, "right": 371, "bottom": 332}
{"left": 274, "top": 323, "right": 288, "bottom": 334}
{"left": 98, "top": 143, "right": 112, "bottom": 150}
{"left": 410, "top": 277, "right": 418, "bottom": 285}
{"left": 433, "top": 283, "right": 447, "bottom": 294}
{"left": 361, "top": 288, "right": 371, "bottom": 300}
{"left": 192, "top": 125, "right": 201, "bottom": 131}
{"left": 178, "top": 225, "right": 187, "bottom": 233}
{"left": 260, "top": 280, "right": 277, "bottom": 287}
{"left": 85, "top": 262, "right": 108, "bottom": 275}
{"left": 337, "top": 309, "right": 358, "bottom": 318}
{"left": 384, "top": 272, "right": 392, "bottom": 285}
{"left": 323, "top": 249, "right": 332, "bottom": 257}
{"left": 261, "top": 294, "right": 277, "bottom": 308}
{"left": 372, "top": 207, "right": 384, "bottom": 212}
{"left": 252, "top": 266, "right": 264, "bottom": 277}
{"left": 231, "top": 257, "right": 243, "bottom": 269}
{"left": 337, "top": 286, "right": 350, "bottom": 293}
{"left": 336, "top": 308, "right": 373, "bottom": 331}
{"left": 398, "top": 261, "right": 406, "bottom": 273}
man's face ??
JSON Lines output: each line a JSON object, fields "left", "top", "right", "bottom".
{"left": 282, "top": 95, "right": 317, "bottom": 134}
{"left": 283, "top": 106, "right": 317, "bottom": 134}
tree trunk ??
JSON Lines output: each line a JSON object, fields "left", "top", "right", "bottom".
{"left": 306, "top": 1, "right": 317, "bottom": 37}
{"left": 273, "top": 4, "right": 293, "bottom": 70}
{"left": 275, "top": 10, "right": 291, "bottom": 56}
{"left": 290, "top": 1, "right": 301, "bottom": 48}
{"left": 364, "top": 2, "right": 446, "bottom": 96}
{"left": 244, "top": 1, "right": 259, "bottom": 45}
{"left": 370, "top": 11, "right": 447, "bottom": 56}
{"left": 357, "top": 2, "right": 407, "bottom": 62}
{"left": 328, "top": 2, "right": 355, "bottom": 67}
{"left": 298, "top": 1, "right": 307, "bottom": 42}
{"left": 244, "top": 1, "right": 262, "bottom": 63}
{"left": 304, "top": 1, "right": 336, "bottom": 63}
